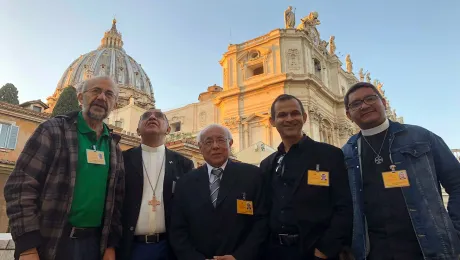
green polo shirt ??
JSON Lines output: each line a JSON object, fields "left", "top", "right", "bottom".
{"left": 68, "top": 112, "right": 110, "bottom": 227}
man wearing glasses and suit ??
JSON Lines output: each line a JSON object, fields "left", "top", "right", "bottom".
{"left": 170, "top": 124, "right": 268, "bottom": 260}
{"left": 260, "top": 94, "right": 353, "bottom": 260}
{"left": 118, "top": 109, "right": 194, "bottom": 260}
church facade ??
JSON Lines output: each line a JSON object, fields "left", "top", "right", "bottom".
{"left": 164, "top": 10, "right": 403, "bottom": 154}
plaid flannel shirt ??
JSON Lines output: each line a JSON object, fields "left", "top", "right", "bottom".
{"left": 4, "top": 111, "right": 125, "bottom": 260}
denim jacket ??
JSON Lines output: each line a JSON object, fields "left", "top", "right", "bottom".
{"left": 342, "top": 120, "right": 460, "bottom": 260}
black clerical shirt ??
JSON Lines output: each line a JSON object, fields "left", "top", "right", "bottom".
{"left": 270, "top": 136, "right": 308, "bottom": 234}
{"left": 361, "top": 130, "right": 423, "bottom": 260}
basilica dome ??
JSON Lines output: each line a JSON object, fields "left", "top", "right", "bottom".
{"left": 47, "top": 19, "right": 155, "bottom": 112}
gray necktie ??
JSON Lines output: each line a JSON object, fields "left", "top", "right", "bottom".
{"left": 210, "top": 168, "right": 223, "bottom": 207}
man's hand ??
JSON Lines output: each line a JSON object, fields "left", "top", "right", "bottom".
{"left": 314, "top": 248, "right": 328, "bottom": 259}
{"left": 103, "top": 247, "right": 116, "bottom": 260}
{"left": 214, "top": 255, "right": 236, "bottom": 260}
{"left": 19, "top": 248, "right": 39, "bottom": 260}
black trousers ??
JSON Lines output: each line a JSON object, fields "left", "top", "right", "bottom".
{"left": 55, "top": 225, "right": 101, "bottom": 260}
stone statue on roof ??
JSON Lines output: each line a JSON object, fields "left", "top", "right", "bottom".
{"left": 297, "top": 11, "right": 320, "bottom": 31}
{"left": 359, "top": 68, "right": 364, "bottom": 81}
{"left": 346, "top": 54, "right": 353, "bottom": 73}
{"left": 284, "top": 6, "right": 296, "bottom": 29}
{"left": 329, "top": 36, "right": 336, "bottom": 55}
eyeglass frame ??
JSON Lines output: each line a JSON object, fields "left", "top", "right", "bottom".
{"left": 275, "top": 154, "right": 286, "bottom": 176}
{"left": 347, "top": 94, "right": 381, "bottom": 112}
{"left": 140, "top": 111, "right": 167, "bottom": 121}
{"left": 201, "top": 138, "right": 229, "bottom": 148}
{"left": 83, "top": 87, "right": 116, "bottom": 100}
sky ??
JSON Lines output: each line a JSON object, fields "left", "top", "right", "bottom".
{"left": 0, "top": 0, "right": 459, "bottom": 148}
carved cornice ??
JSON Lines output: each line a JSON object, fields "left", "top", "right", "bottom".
{"left": 166, "top": 132, "right": 193, "bottom": 142}
{"left": 0, "top": 101, "right": 50, "bottom": 123}
{"left": 170, "top": 116, "right": 185, "bottom": 124}
{"left": 308, "top": 105, "right": 323, "bottom": 122}
{"left": 336, "top": 121, "right": 355, "bottom": 138}
{"left": 223, "top": 116, "right": 241, "bottom": 129}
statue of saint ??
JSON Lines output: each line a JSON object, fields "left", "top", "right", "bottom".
{"left": 346, "top": 54, "right": 353, "bottom": 73}
{"left": 376, "top": 80, "right": 384, "bottom": 95}
{"left": 366, "top": 72, "right": 371, "bottom": 83}
{"left": 359, "top": 68, "right": 364, "bottom": 81}
{"left": 136, "top": 74, "right": 142, "bottom": 88}
{"left": 297, "top": 11, "right": 320, "bottom": 31}
{"left": 284, "top": 6, "right": 295, "bottom": 29}
{"left": 319, "top": 40, "right": 329, "bottom": 55}
{"left": 99, "top": 64, "right": 107, "bottom": 76}
{"left": 329, "top": 36, "right": 336, "bottom": 55}
{"left": 118, "top": 67, "right": 125, "bottom": 84}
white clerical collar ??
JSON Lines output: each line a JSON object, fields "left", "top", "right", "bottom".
{"left": 361, "top": 119, "right": 390, "bottom": 136}
{"left": 141, "top": 144, "right": 165, "bottom": 153}
{"left": 206, "top": 160, "right": 228, "bottom": 179}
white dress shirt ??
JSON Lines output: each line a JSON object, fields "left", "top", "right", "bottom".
{"left": 135, "top": 144, "right": 166, "bottom": 235}
{"left": 206, "top": 160, "right": 228, "bottom": 183}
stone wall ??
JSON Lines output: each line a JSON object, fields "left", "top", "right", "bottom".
{"left": 0, "top": 234, "right": 14, "bottom": 259}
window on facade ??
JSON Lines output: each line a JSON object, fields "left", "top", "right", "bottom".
{"left": 252, "top": 66, "right": 264, "bottom": 76}
{"left": 32, "top": 106, "right": 42, "bottom": 113}
{"left": 0, "top": 123, "right": 19, "bottom": 149}
{"left": 313, "top": 59, "right": 322, "bottom": 78}
{"left": 170, "top": 122, "right": 181, "bottom": 133}
{"left": 115, "top": 119, "right": 123, "bottom": 128}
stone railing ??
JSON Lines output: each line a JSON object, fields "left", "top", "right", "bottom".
{"left": 0, "top": 234, "right": 13, "bottom": 259}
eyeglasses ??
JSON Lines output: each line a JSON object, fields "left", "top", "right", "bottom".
{"left": 202, "top": 138, "right": 228, "bottom": 147}
{"left": 84, "top": 87, "right": 115, "bottom": 100}
{"left": 141, "top": 111, "right": 166, "bottom": 121}
{"left": 347, "top": 95, "right": 380, "bottom": 111}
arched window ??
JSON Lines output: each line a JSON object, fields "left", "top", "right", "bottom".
{"left": 313, "top": 58, "right": 322, "bottom": 78}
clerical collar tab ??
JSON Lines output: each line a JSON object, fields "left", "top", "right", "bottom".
{"left": 141, "top": 144, "right": 165, "bottom": 152}
{"left": 361, "top": 119, "right": 390, "bottom": 136}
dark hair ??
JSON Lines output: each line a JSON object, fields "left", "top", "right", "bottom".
{"left": 344, "top": 82, "right": 383, "bottom": 109}
{"left": 270, "top": 94, "right": 306, "bottom": 119}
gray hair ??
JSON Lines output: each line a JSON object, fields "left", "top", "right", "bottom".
{"left": 197, "top": 124, "right": 233, "bottom": 143}
{"left": 76, "top": 76, "right": 119, "bottom": 96}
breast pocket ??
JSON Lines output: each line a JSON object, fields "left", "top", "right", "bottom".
{"left": 397, "top": 142, "right": 433, "bottom": 176}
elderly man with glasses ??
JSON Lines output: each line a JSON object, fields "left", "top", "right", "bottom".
{"left": 342, "top": 82, "right": 460, "bottom": 260}
{"left": 117, "top": 109, "right": 194, "bottom": 260}
{"left": 5, "top": 76, "right": 125, "bottom": 260}
{"left": 170, "top": 124, "right": 268, "bottom": 260}
{"left": 260, "top": 94, "right": 353, "bottom": 260}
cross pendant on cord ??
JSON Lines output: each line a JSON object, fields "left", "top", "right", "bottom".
{"left": 374, "top": 155, "right": 384, "bottom": 164}
{"left": 148, "top": 196, "right": 161, "bottom": 212}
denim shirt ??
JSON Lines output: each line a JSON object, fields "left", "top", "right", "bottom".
{"left": 342, "top": 120, "right": 460, "bottom": 260}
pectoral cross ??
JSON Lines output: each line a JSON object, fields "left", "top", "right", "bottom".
{"left": 148, "top": 196, "right": 161, "bottom": 212}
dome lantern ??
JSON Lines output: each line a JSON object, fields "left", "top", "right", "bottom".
{"left": 47, "top": 19, "right": 155, "bottom": 113}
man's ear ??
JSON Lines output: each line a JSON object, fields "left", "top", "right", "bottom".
{"left": 346, "top": 110, "right": 352, "bottom": 122}
{"left": 269, "top": 117, "right": 276, "bottom": 127}
{"left": 77, "top": 92, "right": 83, "bottom": 105}
{"left": 382, "top": 98, "right": 388, "bottom": 110}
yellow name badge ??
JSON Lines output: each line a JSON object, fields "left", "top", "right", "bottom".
{"left": 86, "top": 149, "right": 106, "bottom": 165}
{"left": 236, "top": 200, "right": 253, "bottom": 215}
{"left": 382, "top": 170, "right": 410, "bottom": 188}
{"left": 307, "top": 170, "right": 329, "bottom": 186}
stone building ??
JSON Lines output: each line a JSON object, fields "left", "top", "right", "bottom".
{"left": 164, "top": 9, "right": 403, "bottom": 154}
